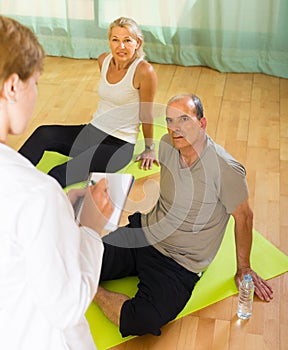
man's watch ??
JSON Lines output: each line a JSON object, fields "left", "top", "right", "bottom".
{"left": 145, "top": 143, "right": 155, "bottom": 151}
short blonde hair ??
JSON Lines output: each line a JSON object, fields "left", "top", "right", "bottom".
{"left": 0, "top": 15, "right": 45, "bottom": 87}
{"left": 108, "top": 17, "right": 145, "bottom": 59}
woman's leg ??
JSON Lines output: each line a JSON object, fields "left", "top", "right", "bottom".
{"left": 18, "top": 124, "right": 86, "bottom": 165}
{"left": 49, "top": 128, "right": 134, "bottom": 188}
{"left": 20, "top": 123, "right": 134, "bottom": 187}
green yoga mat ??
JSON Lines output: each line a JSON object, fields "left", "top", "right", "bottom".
{"left": 85, "top": 218, "right": 288, "bottom": 350}
{"left": 35, "top": 122, "right": 288, "bottom": 349}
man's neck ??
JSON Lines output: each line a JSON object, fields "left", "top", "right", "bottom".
{"left": 179, "top": 136, "right": 207, "bottom": 167}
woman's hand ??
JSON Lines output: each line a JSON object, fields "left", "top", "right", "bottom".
{"left": 135, "top": 149, "right": 160, "bottom": 170}
{"left": 67, "top": 188, "right": 86, "bottom": 207}
{"left": 69, "top": 179, "right": 113, "bottom": 235}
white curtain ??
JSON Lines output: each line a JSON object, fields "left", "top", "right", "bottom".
{"left": 1, "top": 0, "right": 287, "bottom": 78}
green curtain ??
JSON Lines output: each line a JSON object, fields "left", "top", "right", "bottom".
{"left": 1, "top": 0, "right": 287, "bottom": 78}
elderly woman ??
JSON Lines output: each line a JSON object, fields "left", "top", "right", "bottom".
{"left": 19, "top": 17, "right": 159, "bottom": 188}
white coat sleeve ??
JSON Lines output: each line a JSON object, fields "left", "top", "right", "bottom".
{"left": 21, "top": 181, "right": 104, "bottom": 328}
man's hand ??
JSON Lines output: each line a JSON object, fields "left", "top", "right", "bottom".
{"left": 235, "top": 267, "right": 273, "bottom": 302}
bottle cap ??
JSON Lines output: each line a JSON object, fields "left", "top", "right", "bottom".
{"left": 244, "top": 274, "right": 252, "bottom": 282}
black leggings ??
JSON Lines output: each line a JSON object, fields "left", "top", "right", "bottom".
{"left": 18, "top": 124, "right": 134, "bottom": 188}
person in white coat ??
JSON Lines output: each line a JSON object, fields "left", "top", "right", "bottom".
{"left": 0, "top": 15, "right": 113, "bottom": 350}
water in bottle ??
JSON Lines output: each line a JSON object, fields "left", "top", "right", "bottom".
{"left": 237, "top": 274, "right": 254, "bottom": 319}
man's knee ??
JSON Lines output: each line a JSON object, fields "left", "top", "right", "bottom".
{"left": 119, "top": 298, "right": 167, "bottom": 337}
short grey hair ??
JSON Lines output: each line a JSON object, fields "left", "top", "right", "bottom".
{"left": 167, "top": 94, "right": 204, "bottom": 120}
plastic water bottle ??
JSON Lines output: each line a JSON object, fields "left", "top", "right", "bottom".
{"left": 237, "top": 274, "right": 254, "bottom": 319}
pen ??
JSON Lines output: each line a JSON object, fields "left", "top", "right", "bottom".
{"left": 90, "top": 179, "right": 96, "bottom": 186}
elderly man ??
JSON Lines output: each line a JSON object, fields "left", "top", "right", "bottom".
{"left": 94, "top": 94, "right": 273, "bottom": 337}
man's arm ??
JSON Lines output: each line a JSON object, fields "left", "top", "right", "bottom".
{"left": 231, "top": 200, "right": 273, "bottom": 302}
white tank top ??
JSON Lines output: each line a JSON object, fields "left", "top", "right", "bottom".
{"left": 90, "top": 53, "right": 143, "bottom": 144}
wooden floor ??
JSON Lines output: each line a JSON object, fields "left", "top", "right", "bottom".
{"left": 8, "top": 57, "right": 288, "bottom": 350}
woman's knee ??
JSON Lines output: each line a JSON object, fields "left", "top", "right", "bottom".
{"left": 18, "top": 125, "right": 51, "bottom": 160}
{"left": 32, "top": 125, "right": 59, "bottom": 141}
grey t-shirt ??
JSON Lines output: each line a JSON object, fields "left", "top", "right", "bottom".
{"left": 141, "top": 134, "right": 249, "bottom": 273}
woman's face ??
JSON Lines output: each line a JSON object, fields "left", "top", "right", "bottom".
{"left": 109, "top": 26, "right": 140, "bottom": 62}
{"left": 9, "top": 71, "right": 40, "bottom": 135}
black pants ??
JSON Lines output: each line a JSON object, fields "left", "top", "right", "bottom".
{"left": 19, "top": 124, "right": 134, "bottom": 188}
{"left": 101, "top": 213, "right": 201, "bottom": 337}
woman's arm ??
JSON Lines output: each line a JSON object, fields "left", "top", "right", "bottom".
{"left": 97, "top": 52, "right": 110, "bottom": 71}
{"left": 135, "top": 61, "right": 159, "bottom": 169}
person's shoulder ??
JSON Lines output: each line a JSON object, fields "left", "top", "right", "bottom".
{"left": 98, "top": 52, "right": 110, "bottom": 61}
{"left": 159, "top": 133, "right": 173, "bottom": 156}
{"left": 136, "top": 59, "right": 156, "bottom": 76}
{"left": 161, "top": 133, "right": 171, "bottom": 143}
{"left": 208, "top": 137, "right": 246, "bottom": 176}
{"left": 2, "top": 152, "right": 65, "bottom": 204}
{"left": 97, "top": 52, "right": 110, "bottom": 68}
{"left": 135, "top": 59, "right": 157, "bottom": 89}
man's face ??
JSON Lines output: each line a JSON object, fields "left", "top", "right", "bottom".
{"left": 166, "top": 97, "right": 204, "bottom": 151}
